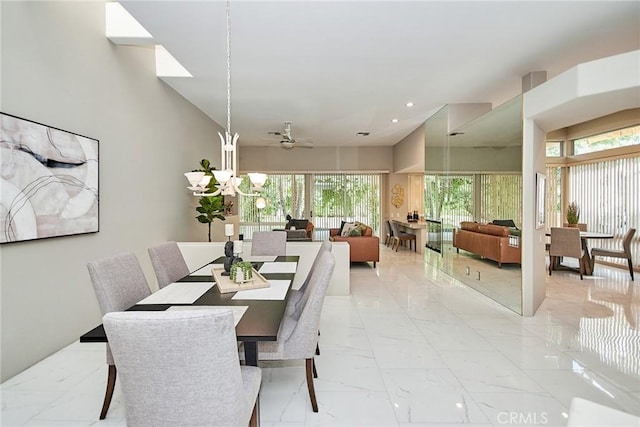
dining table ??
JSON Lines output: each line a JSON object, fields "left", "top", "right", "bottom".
{"left": 80, "top": 255, "right": 299, "bottom": 366}
{"left": 547, "top": 230, "right": 613, "bottom": 275}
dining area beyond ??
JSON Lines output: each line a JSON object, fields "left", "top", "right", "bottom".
{"left": 2, "top": 245, "right": 639, "bottom": 426}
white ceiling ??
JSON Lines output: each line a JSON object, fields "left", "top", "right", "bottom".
{"left": 118, "top": 1, "right": 640, "bottom": 148}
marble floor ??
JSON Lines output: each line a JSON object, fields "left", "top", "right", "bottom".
{"left": 2, "top": 245, "right": 639, "bottom": 426}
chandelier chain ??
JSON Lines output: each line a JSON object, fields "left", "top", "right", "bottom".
{"left": 225, "top": 0, "right": 231, "bottom": 135}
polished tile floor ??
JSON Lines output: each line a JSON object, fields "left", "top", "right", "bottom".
{"left": 2, "top": 246, "right": 638, "bottom": 426}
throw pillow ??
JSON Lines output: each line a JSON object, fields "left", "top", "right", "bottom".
{"left": 338, "top": 220, "right": 347, "bottom": 235}
{"left": 348, "top": 226, "right": 362, "bottom": 236}
{"left": 341, "top": 222, "right": 357, "bottom": 236}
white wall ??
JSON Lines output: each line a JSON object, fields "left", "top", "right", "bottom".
{"left": 240, "top": 145, "right": 392, "bottom": 173}
{"left": 393, "top": 125, "right": 424, "bottom": 173}
{"left": 0, "top": 2, "right": 222, "bottom": 380}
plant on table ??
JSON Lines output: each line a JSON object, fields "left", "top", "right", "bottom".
{"left": 566, "top": 201, "right": 580, "bottom": 225}
{"left": 230, "top": 261, "right": 253, "bottom": 283}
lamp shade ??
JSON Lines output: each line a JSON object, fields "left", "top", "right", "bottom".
{"left": 255, "top": 197, "right": 266, "bottom": 209}
{"left": 248, "top": 172, "right": 267, "bottom": 188}
{"left": 213, "top": 169, "right": 232, "bottom": 184}
{"left": 184, "top": 171, "right": 205, "bottom": 187}
{"left": 225, "top": 224, "right": 234, "bottom": 237}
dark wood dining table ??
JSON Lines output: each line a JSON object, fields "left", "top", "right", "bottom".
{"left": 80, "top": 255, "right": 299, "bottom": 366}
{"left": 547, "top": 231, "right": 613, "bottom": 275}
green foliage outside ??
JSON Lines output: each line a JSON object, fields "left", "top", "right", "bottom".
{"left": 238, "top": 174, "right": 305, "bottom": 223}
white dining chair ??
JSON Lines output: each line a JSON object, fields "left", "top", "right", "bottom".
{"left": 251, "top": 231, "right": 287, "bottom": 256}
{"left": 87, "top": 252, "right": 152, "bottom": 420}
{"left": 148, "top": 241, "right": 190, "bottom": 288}
{"left": 241, "top": 250, "right": 335, "bottom": 412}
{"left": 103, "top": 309, "right": 261, "bottom": 427}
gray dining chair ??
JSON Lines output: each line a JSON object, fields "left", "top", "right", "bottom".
{"left": 103, "top": 309, "right": 261, "bottom": 427}
{"left": 242, "top": 250, "right": 335, "bottom": 412}
{"left": 87, "top": 252, "right": 152, "bottom": 420}
{"left": 389, "top": 220, "right": 416, "bottom": 252}
{"left": 251, "top": 230, "right": 287, "bottom": 256}
{"left": 384, "top": 220, "right": 393, "bottom": 246}
{"left": 148, "top": 241, "right": 190, "bottom": 289}
{"left": 286, "top": 240, "right": 332, "bottom": 355}
{"left": 591, "top": 228, "right": 636, "bottom": 281}
{"left": 549, "top": 227, "right": 585, "bottom": 279}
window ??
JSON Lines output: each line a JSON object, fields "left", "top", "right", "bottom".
{"left": 312, "top": 174, "right": 381, "bottom": 239}
{"left": 546, "top": 141, "right": 562, "bottom": 157}
{"left": 574, "top": 125, "right": 640, "bottom": 155}
{"left": 238, "top": 174, "right": 305, "bottom": 239}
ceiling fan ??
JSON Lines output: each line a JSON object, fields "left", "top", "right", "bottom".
{"left": 266, "top": 122, "right": 313, "bottom": 149}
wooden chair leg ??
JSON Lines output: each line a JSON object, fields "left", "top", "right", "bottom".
{"left": 628, "top": 258, "right": 634, "bottom": 281}
{"left": 99, "top": 364, "right": 117, "bottom": 420}
{"left": 549, "top": 256, "right": 554, "bottom": 276}
{"left": 249, "top": 399, "right": 259, "bottom": 427}
{"left": 578, "top": 258, "right": 584, "bottom": 280}
{"left": 305, "top": 358, "right": 319, "bottom": 412}
{"left": 312, "top": 358, "right": 318, "bottom": 378}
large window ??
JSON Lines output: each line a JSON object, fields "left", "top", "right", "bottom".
{"left": 312, "top": 174, "right": 381, "bottom": 239}
{"left": 574, "top": 125, "right": 639, "bottom": 155}
{"left": 238, "top": 174, "right": 305, "bottom": 239}
{"left": 238, "top": 173, "right": 382, "bottom": 240}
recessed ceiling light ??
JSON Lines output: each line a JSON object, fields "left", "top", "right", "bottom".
{"left": 406, "top": 102, "right": 415, "bottom": 107}
{"left": 391, "top": 119, "right": 399, "bottom": 123}
{"left": 356, "top": 131, "right": 370, "bottom": 136}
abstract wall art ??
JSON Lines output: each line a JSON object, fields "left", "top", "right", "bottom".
{"left": 0, "top": 113, "right": 99, "bottom": 243}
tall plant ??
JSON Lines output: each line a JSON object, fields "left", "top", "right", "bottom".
{"left": 192, "top": 159, "right": 225, "bottom": 242}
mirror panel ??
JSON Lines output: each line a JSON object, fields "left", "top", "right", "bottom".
{"left": 424, "top": 97, "right": 523, "bottom": 314}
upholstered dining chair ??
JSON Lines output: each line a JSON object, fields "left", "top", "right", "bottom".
{"left": 286, "top": 240, "right": 332, "bottom": 355}
{"left": 549, "top": 227, "right": 585, "bottom": 279}
{"left": 389, "top": 220, "right": 416, "bottom": 252}
{"left": 148, "top": 241, "right": 190, "bottom": 289}
{"left": 591, "top": 228, "right": 636, "bottom": 281}
{"left": 251, "top": 230, "right": 287, "bottom": 256}
{"left": 243, "top": 250, "right": 335, "bottom": 412}
{"left": 384, "top": 220, "right": 393, "bottom": 246}
{"left": 87, "top": 252, "right": 152, "bottom": 420}
{"left": 103, "top": 309, "right": 261, "bottom": 427}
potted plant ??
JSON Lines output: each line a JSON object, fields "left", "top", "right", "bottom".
{"left": 230, "top": 261, "right": 253, "bottom": 283}
{"left": 566, "top": 201, "right": 580, "bottom": 227}
{"left": 192, "top": 159, "right": 225, "bottom": 242}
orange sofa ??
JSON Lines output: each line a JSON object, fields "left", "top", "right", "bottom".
{"left": 329, "top": 222, "right": 379, "bottom": 267}
{"left": 453, "top": 221, "right": 521, "bottom": 268}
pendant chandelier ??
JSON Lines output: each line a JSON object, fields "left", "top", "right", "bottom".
{"left": 184, "top": 0, "right": 266, "bottom": 197}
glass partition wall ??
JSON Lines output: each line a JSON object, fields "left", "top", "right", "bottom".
{"left": 423, "top": 97, "right": 524, "bottom": 314}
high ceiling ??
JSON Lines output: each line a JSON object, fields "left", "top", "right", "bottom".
{"left": 119, "top": 1, "right": 640, "bottom": 148}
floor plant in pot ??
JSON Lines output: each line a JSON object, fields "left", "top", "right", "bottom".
{"left": 191, "top": 159, "right": 225, "bottom": 242}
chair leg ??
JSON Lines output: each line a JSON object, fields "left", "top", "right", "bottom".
{"left": 312, "top": 358, "right": 318, "bottom": 379}
{"left": 628, "top": 258, "right": 634, "bottom": 281}
{"left": 578, "top": 258, "right": 584, "bottom": 280}
{"left": 549, "top": 256, "right": 554, "bottom": 276}
{"left": 305, "top": 358, "right": 319, "bottom": 412}
{"left": 249, "top": 399, "right": 259, "bottom": 427}
{"left": 99, "top": 364, "right": 117, "bottom": 420}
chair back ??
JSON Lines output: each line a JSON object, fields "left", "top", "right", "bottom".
{"left": 386, "top": 220, "right": 394, "bottom": 236}
{"left": 251, "top": 231, "right": 287, "bottom": 256}
{"left": 285, "top": 251, "right": 335, "bottom": 358}
{"left": 389, "top": 220, "right": 400, "bottom": 237}
{"left": 549, "top": 227, "right": 583, "bottom": 259}
{"left": 148, "top": 241, "right": 190, "bottom": 289}
{"left": 291, "top": 240, "right": 333, "bottom": 318}
{"left": 103, "top": 309, "right": 254, "bottom": 426}
{"left": 622, "top": 228, "right": 636, "bottom": 256}
{"left": 87, "top": 252, "right": 151, "bottom": 315}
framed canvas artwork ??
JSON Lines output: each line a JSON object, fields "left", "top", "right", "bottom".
{"left": 0, "top": 113, "right": 99, "bottom": 243}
